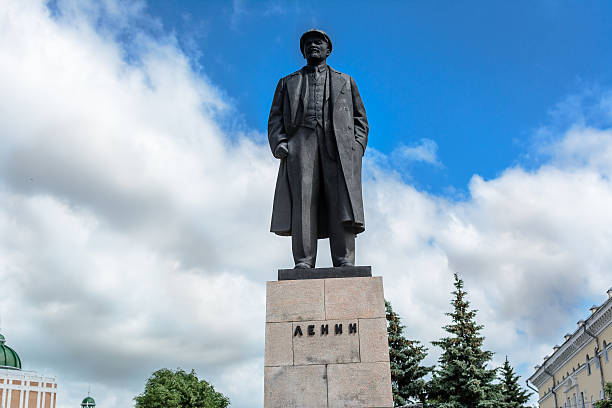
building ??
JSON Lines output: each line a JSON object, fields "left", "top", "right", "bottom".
{"left": 529, "top": 288, "right": 612, "bottom": 408}
{"left": 0, "top": 332, "right": 58, "bottom": 408}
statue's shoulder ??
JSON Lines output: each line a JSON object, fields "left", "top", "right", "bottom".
{"left": 328, "top": 66, "right": 342, "bottom": 75}
{"left": 328, "top": 66, "right": 351, "bottom": 80}
{"left": 281, "top": 68, "right": 305, "bottom": 81}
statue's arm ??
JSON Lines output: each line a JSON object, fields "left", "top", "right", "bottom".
{"left": 350, "top": 77, "right": 369, "bottom": 155}
{"left": 268, "top": 78, "right": 288, "bottom": 158}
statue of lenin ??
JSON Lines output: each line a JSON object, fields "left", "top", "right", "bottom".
{"left": 268, "top": 29, "right": 369, "bottom": 269}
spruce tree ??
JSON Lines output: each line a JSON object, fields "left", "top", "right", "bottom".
{"left": 386, "top": 300, "right": 434, "bottom": 406}
{"left": 595, "top": 383, "right": 612, "bottom": 408}
{"left": 498, "top": 357, "right": 531, "bottom": 408}
{"left": 427, "top": 273, "right": 501, "bottom": 408}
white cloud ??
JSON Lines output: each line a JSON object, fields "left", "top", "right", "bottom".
{"left": 395, "top": 138, "right": 442, "bottom": 166}
{"left": 0, "top": 1, "right": 274, "bottom": 406}
{"left": 1, "top": 1, "right": 612, "bottom": 407}
{"left": 549, "top": 126, "right": 612, "bottom": 174}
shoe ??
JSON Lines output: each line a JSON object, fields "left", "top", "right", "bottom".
{"left": 294, "top": 263, "right": 312, "bottom": 269}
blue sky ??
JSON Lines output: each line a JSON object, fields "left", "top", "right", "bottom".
{"left": 3, "top": 1, "right": 612, "bottom": 407}
{"left": 144, "top": 0, "right": 612, "bottom": 193}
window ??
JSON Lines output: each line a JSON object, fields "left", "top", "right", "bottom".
{"left": 587, "top": 354, "right": 591, "bottom": 375}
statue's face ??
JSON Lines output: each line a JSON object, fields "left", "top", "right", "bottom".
{"left": 303, "top": 34, "right": 330, "bottom": 61}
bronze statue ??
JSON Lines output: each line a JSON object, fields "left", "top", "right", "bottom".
{"left": 268, "top": 29, "right": 369, "bottom": 269}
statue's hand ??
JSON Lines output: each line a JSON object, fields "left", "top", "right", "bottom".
{"left": 274, "top": 142, "right": 289, "bottom": 159}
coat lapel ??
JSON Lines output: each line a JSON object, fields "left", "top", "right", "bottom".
{"left": 285, "top": 70, "right": 304, "bottom": 126}
{"left": 329, "top": 67, "right": 348, "bottom": 104}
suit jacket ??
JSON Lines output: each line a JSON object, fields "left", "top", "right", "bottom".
{"left": 268, "top": 65, "right": 369, "bottom": 237}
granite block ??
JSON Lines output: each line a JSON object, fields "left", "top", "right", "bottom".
{"left": 358, "top": 318, "right": 390, "bottom": 363}
{"left": 327, "top": 362, "right": 393, "bottom": 408}
{"left": 264, "top": 365, "right": 328, "bottom": 408}
{"left": 265, "top": 322, "right": 293, "bottom": 367}
{"left": 266, "top": 280, "right": 325, "bottom": 322}
{"left": 325, "top": 277, "right": 385, "bottom": 320}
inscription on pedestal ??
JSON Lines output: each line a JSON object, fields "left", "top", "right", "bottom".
{"left": 293, "top": 320, "right": 359, "bottom": 365}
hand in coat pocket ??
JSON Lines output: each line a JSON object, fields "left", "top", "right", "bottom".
{"left": 274, "top": 141, "right": 289, "bottom": 159}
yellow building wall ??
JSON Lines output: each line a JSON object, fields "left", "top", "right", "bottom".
{"left": 558, "top": 324, "right": 612, "bottom": 404}
{"left": 601, "top": 324, "right": 612, "bottom": 384}
{"left": 537, "top": 326, "right": 612, "bottom": 407}
{"left": 534, "top": 296, "right": 612, "bottom": 408}
{"left": 537, "top": 375, "right": 558, "bottom": 408}
{"left": 540, "top": 393, "right": 556, "bottom": 408}
{"left": 539, "top": 376, "right": 554, "bottom": 400}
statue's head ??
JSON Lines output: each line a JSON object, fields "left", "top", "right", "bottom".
{"left": 300, "top": 29, "right": 332, "bottom": 63}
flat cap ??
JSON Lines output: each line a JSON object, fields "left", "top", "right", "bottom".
{"left": 300, "top": 29, "right": 332, "bottom": 57}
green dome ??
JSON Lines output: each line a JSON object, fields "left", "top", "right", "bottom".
{"left": 0, "top": 333, "right": 22, "bottom": 370}
{"left": 81, "top": 396, "right": 96, "bottom": 407}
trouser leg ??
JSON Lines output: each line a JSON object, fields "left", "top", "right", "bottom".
{"left": 318, "top": 126, "right": 356, "bottom": 267}
{"left": 328, "top": 220, "right": 355, "bottom": 266}
{"left": 288, "top": 127, "right": 320, "bottom": 267}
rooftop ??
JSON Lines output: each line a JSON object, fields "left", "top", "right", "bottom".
{"left": 0, "top": 332, "right": 22, "bottom": 370}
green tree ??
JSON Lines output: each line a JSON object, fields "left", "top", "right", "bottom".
{"left": 498, "top": 357, "right": 531, "bottom": 408}
{"left": 386, "top": 300, "right": 434, "bottom": 406}
{"left": 134, "top": 368, "right": 230, "bottom": 408}
{"left": 595, "top": 383, "right": 612, "bottom": 408}
{"left": 427, "top": 273, "right": 501, "bottom": 408}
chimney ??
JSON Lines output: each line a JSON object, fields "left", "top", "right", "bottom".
{"left": 553, "top": 345, "right": 560, "bottom": 352}
{"left": 577, "top": 319, "right": 585, "bottom": 328}
{"left": 564, "top": 333, "right": 572, "bottom": 341}
{"left": 608, "top": 287, "right": 612, "bottom": 299}
{"left": 534, "top": 365, "right": 541, "bottom": 370}
{"left": 543, "top": 355, "right": 550, "bottom": 361}
{"left": 590, "top": 305, "right": 599, "bottom": 314}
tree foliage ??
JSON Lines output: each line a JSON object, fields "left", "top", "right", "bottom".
{"left": 595, "top": 383, "right": 612, "bottom": 408}
{"left": 134, "top": 368, "right": 230, "bottom": 408}
{"left": 386, "top": 300, "right": 434, "bottom": 406}
{"left": 498, "top": 357, "right": 531, "bottom": 408}
{"left": 427, "top": 273, "right": 501, "bottom": 408}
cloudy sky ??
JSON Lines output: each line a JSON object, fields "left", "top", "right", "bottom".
{"left": 1, "top": 0, "right": 612, "bottom": 406}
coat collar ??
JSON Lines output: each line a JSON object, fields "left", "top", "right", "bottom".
{"left": 301, "top": 65, "right": 347, "bottom": 103}
{"left": 304, "top": 62, "right": 328, "bottom": 73}
{"left": 285, "top": 65, "right": 348, "bottom": 123}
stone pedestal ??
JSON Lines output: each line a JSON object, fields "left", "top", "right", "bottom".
{"left": 264, "top": 268, "right": 393, "bottom": 408}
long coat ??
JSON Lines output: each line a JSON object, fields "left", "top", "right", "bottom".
{"left": 268, "top": 65, "right": 369, "bottom": 238}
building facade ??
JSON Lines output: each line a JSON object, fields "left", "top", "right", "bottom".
{"left": 0, "top": 333, "right": 57, "bottom": 408}
{"left": 529, "top": 288, "right": 612, "bottom": 408}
